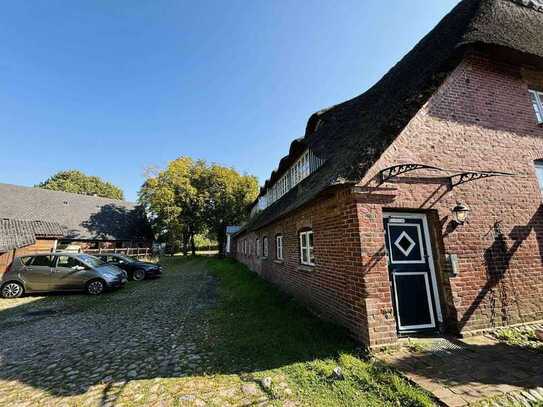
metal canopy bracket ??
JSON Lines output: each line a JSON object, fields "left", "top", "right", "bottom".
{"left": 379, "top": 164, "right": 442, "bottom": 184}
{"left": 447, "top": 171, "right": 514, "bottom": 190}
{"left": 378, "top": 163, "right": 515, "bottom": 190}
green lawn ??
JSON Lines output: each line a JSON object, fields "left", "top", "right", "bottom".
{"left": 205, "top": 257, "right": 434, "bottom": 406}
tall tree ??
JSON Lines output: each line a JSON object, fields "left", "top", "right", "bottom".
{"left": 139, "top": 157, "right": 207, "bottom": 255}
{"left": 139, "top": 157, "right": 258, "bottom": 255}
{"left": 37, "top": 170, "right": 124, "bottom": 200}
{"left": 203, "top": 164, "right": 259, "bottom": 255}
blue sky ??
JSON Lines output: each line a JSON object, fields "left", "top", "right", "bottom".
{"left": 0, "top": 0, "right": 459, "bottom": 201}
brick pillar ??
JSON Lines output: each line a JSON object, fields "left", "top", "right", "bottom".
{"left": 357, "top": 203, "right": 398, "bottom": 347}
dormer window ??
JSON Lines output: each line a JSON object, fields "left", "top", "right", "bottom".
{"left": 254, "top": 149, "right": 325, "bottom": 215}
{"left": 529, "top": 90, "right": 543, "bottom": 124}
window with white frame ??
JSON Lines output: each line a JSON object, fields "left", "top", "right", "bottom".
{"left": 276, "top": 235, "right": 283, "bottom": 260}
{"left": 299, "top": 230, "right": 315, "bottom": 266}
{"left": 529, "top": 90, "right": 543, "bottom": 124}
{"left": 256, "top": 238, "right": 260, "bottom": 257}
{"left": 535, "top": 160, "right": 543, "bottom": 195}
{"left": 243, "top": 240, "right": 247, "bottom": 255}
{"left": 263, "top": 237, "right": 269, "bottom": 258}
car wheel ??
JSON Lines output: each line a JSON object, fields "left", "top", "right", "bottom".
{"left": 133, "top": 269, "right": 146, "bottom": 281}
{"left": 86, "top": 279, "right": 105, "bottom": 295}
{"left": 1, "top": 281, "right": 24, "bottom": 299}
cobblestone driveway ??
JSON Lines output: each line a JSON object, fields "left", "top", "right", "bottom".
{"left": 0, "top": 258, "right": 255, "bottom": 406}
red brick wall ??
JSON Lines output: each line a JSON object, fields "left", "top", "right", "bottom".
{"left": 236, "top": 50, "right": 543, "bottom": 348}
{"left": 234, "top": 189, "right": 371, "bottom": 344}
{"left": 358, "top": 51, "right": 543, "bottom": 345}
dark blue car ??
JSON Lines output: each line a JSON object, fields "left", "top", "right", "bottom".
{"left": 95, "top": 253, "right": 162, "bottom": 281}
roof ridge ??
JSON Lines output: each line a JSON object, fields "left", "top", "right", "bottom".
{"left": 0, "top": 182, "right": 135, "bottom": 205}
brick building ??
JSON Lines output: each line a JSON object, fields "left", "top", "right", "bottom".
{"left": 233, "top": 0, "right": 543, "bottom": 347}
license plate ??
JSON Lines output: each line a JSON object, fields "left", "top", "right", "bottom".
{"left": 122, "top": 278, "right": 127, "bottom": 283}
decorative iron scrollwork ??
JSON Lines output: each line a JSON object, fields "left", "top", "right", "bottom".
{"left": 379, "top": 164, "right": 443, "bottom": 183}
{"left": 378, "top": 163, "right": 515, "bottom": 190}
{"left": 448, "top": 171, "right": 514, "bottom": 190}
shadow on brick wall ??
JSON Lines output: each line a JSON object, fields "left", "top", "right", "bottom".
{"left": 458, "top": 205, "right": 543, "bottom": 330}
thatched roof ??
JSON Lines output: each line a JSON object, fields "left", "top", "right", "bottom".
{"left": 242, "top": 0, "right": 543, "bottom": 233}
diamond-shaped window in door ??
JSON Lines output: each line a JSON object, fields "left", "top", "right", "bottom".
{"left": 394, "top": 231, "right": 416, "bottom": 257}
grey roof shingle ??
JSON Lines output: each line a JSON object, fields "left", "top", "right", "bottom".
{"left": 242, "top": 0, "right": 543, "bottom": 233}
{"left": 0, "top": 183, "right": 151, "bottom": 241}
{"left": 0, "top": 218, "right": 65, "bottom": 252}
{"left": 25, "top": 219, "right": 66, "bottom": 237}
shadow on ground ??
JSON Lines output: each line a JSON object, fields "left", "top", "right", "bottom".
{"left": 382, "top": 336, "right": 543, "bottom": 399}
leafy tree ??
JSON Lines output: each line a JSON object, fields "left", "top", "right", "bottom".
{"left": 139, "top": 157, "right": 258, "bottom": 255}
{"left": 139, "top": 157, "right": 207, "bottom": 255}
{"left": 202, "top": 164, "right": 259, "bottom": 255}
{"left": 37, "top": 170, "right": 124, "bottom": 200}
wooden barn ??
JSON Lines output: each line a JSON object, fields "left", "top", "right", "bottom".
{"left": 0, "top": 218, "right": 65, "bottom": 275}
{"left": 0, "top": 183, "right": 152, "bottom": 269}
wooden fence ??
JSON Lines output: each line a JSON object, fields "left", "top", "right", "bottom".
{"left": 83, "top": 247, "right": 152, "bottom": 259}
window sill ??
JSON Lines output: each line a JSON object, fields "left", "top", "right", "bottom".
{"left": 273, "top": 259, "right": 284, "bottom": 264}
{"left": 297, "top": 264, "right": 316, "bottom": 273}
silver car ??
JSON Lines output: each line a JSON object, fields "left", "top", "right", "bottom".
{"left": 0, "top": 253, "right": 127, "bottom": 298}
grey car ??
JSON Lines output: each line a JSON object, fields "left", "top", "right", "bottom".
{"left": 0, "top": 253, "right": 127, "bottom": 298}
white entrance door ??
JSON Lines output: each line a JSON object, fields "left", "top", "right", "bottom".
{"left": 383, "top": 212, "right": 442, "bottom": 332}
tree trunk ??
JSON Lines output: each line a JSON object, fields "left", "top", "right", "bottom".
{"left": 190, "top": 233, "right": 196, "bottom": 256}
{"left": 182, "top": 232, "right": 189, "bottom": 256}
{"left": 217, "top": 226, "right": 226, "bottom": 257}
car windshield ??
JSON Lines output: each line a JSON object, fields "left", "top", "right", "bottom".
{"left": 78, "top": 254, "right": 105, "bottom": 268}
